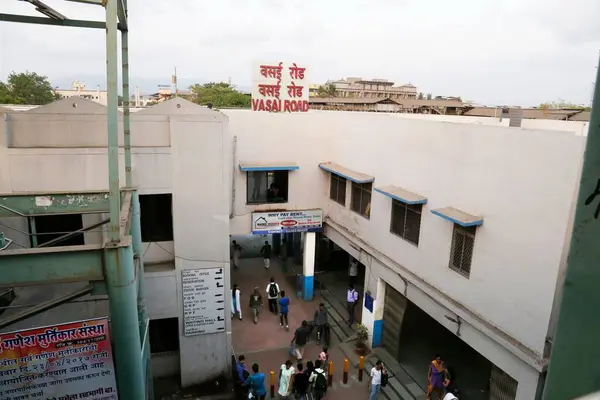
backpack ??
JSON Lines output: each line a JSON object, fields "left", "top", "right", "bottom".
{"left": 269, "top": 283, "right": 278, "bottom": 298}
{"left": 381, "top": 372, "right": 389, "bottom": 388}
{"left": 314, "top": 371, "right": 328, "bottom": 392}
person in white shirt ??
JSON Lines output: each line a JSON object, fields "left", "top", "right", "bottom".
{"left": 348, "top": 257, "right": 358, "bottom": 286}
{"left": 266, "top": 277, "right": 280, "bottom": 314}
{"left": 369, "top": 360, "right": 385, "bottom": 400}
{"left": 443, "top": 389, "right": 459, "bottom": 400}
{"left": 231, "top": 284, "right": 242, "bottom": 320}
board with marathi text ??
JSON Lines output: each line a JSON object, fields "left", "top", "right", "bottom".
{"left": 0, "top": 318, "right": 118, "bottom": 400}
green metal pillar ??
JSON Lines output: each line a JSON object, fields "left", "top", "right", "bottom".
{"left": 106, "top": 0, "right": 120, "bottom": 243}
{"left": 132, "top": 190, "right": 154, "bottom": 400}
{"left": 105, "top": 1, "right": 144, "bottom": 398}
{"left": 121, "top": 18, "right": 132, "bottom": 187}
{"left": 543, "top": 57, "right": 600, "bottom": 399}
{"left": 105, "top": 244, "right": 145, "bottom": 399}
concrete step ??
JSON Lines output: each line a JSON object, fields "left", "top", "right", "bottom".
{"left": 370, "top": 348, "right": 426, "bottom": 400}
{"left": 321, "top": 290, "right": 355, "bottom": 338}
{"left": 364, "top": 357, "right": 414, "bottom": 400}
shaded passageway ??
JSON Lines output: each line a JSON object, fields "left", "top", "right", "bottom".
{"left": 230, "top": 257, "right": 319, "bottom": 354}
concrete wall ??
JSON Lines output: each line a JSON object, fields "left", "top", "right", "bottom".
{"left": 224, "top": 110, "right": 333, "bottom": 234}
{"left": 0, "top": 102, "right": 586, "bottom": 394}
{"left": 324, "top": 224, "right": 541, "bottom": 400}
{"left": 169, "top": 111, "right": 231, "bottom": 386}
{"left": 0, "top": 98, "right": 232, "bottom": 388}
{"left": 221, "top": 110, "right": 583, "bottom": 356}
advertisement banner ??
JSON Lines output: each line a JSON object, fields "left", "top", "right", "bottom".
{"left": 0, "top": 318, "right": 118, "bottom": 400}
{"left": 251, "top": 61, "right": 309, "bottom": 113}
{"left": 251, "top": 210, "right": 323, "bottom": 234}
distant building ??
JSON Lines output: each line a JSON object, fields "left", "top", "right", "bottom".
{"left": 56, "top": 81, "right": 107, "bottom": 105}
{"left": 146, "top": 86, "right": 195, "bottom": 105}
{"left": 309, "top": 97, "right": 465, "bottom": 115}
{"left": 315, "top": 77, "right": 418, "bottom": 99}
{"left": 464, "top": 107, "right": 591, "bottom": 122}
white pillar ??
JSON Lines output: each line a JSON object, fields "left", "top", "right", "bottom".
{"left": 371, "top": 277, "right": 386, "bottom": 347}
{"left": 302, "top": 232, "right": 316, "bottom": 301}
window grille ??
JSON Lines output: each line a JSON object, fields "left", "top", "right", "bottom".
{"left": 330, "top": 174, "right": 347, "bottom": 205}
{"left": 350, "top": 182, "right": 372, "bottom": 219}
{"left": 390, "top": 200, "right": 422, "bottom": 245}
{"left": 449, "top": 224, "right": 476, "bottom": 277}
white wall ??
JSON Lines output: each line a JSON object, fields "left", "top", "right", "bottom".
{"left": 169, "top": 111, "right": 231, "bottom": 387}
{"left": 224, "top": 110, "right": 333, "bottom": 234}
{"left": 1, "top": 103, "right": 586, "bottom": 394}
{"left": 220, "top": 110, "right": 583, "bottom": 364}
{"left": 314, "top": 113, "right": 582, "bottom": 356}
{"left": 390, "top": 112, "right": 589, "bottom": 136}
{"left": 325, "top": 224, "right": 541, "bottom": 400}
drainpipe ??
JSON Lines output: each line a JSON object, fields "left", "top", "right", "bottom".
{"left": 230, "top": 136, "right": 238, "bottom": 219}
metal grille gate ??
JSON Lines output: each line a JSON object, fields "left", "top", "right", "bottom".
{"left": 382, "top": 283, "right": 408, "bottom": 358}
{"left": 489, "top": 365, "right": 518, "bottom": 400}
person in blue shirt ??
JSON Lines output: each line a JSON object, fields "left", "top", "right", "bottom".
{"left": 235, "top": 355, "right": 249, "bottom": 399}
{"left": 279, "top": 290, "right": 290, "bottom": 330}
{"left": 244, "top": 363, "right": 267, "bottom": 400}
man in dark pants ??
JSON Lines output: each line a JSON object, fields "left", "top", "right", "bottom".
{"left": 234, "top": 355, "right": 249, "bottom": 400}
{"left": 313, "top": 303, "right": 329, "bottom": 345}
{"left": 260, "top": 240, "right": 272, "bottom": 269}
{"left": 266, "top": 277, "right": 280, "bottom": 314}
{"left": 347, "top": 284, "right": 359, "bottom": 326}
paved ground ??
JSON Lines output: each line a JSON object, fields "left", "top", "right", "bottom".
{"left": 231, "top": 257, "right": 320, "bottom": 354}
{"left": 242, "top": 345, "right": 371, "bottom": 400}
{"left": 231, "top": 258, "right": 373, "bottom": 400}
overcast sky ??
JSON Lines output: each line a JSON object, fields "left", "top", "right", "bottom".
{"left": 1, "top": 0, "right": 599, "bottom": 106}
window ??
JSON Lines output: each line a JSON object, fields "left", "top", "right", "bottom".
{"left": 449, "top": 224, "right": 476, "bottom": 278}
{"left": 351, "top": 182, "right": 372, "bottom": 219}
{"left": 330, "top": 174, "right": 346, "bottom": 205}
{"left": 246, "top": 170, "right": 289, "bottom": 204}
{"left": 31, "top": 214, "right": 84, "bottom": 247}
{"left": 149, "top": 317, "right": 179, "bottom": 353}
{"left": 140, "top": 194, "right": 173, "bottom": 242}
{"left": 390, "top": 200, "right": 422, "bottom": 246}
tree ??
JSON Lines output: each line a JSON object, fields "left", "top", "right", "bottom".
{"left": 189, "top": 82, "right": 250, "bottom": 108}
{"left": 538, "top": 99, "right": 590, "bottom": 111}
{"left": 417, "top": 92, "right": 424, "bottom": 100}
{"left": 317, "top": 83, "right": 337, "bottom": 97}
{"left": 0, "top": 71, "right": 61, "bottom": 105}
{"left": 426, "top": 93, "right": 433, "bottom": 100}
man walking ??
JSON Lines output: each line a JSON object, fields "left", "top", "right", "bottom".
{"left": 279, "top": 290, "right": 290, "bottom": 330}
{"left": 308, "top": 360, "right": 328, "bottom": 400}
{"left": 235, "top": 355, "right": 249, "bottom": 400}
{"left": 313, "top": 303, "right": 329, "bottom": 345}
{"left": 280, "top": 238, "right": 288, "bottom": 272}
{"left": 369, "top": 360, "right": 386, "bottom": 400}
{"left": 347, "top": 284, "right": 359, "bottom": 326}
{"left": 291, "top": 320, "right": 310, "bottom": 361}
{"left": 260, "top": 240, "right": 272, "bottom": 269}
{"left": 231, "top": 240, "right": 244, "bottom": 269}
{"left": 266, "top": 277, "right": 280, "bottom": 315}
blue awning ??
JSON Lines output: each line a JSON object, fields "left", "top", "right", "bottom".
{"left": 375, "top": 186, "right": 427, "bottom": 205}
{"left": 239, "top": 162, "right": 299, "bottom": 172}
{"left": 319, "top": 162, "right": 374, "bottom": 184}
{"left": 431, "top": 207, "right": 483, "bottom": 227}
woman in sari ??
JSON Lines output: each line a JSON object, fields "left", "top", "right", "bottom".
{"left": 426, "top": 355, "right": 446, "bottom": 400}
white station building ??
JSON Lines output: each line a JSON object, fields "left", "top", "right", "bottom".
{"left": 0, "top": 97, "right": 588, "bottom": 399}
